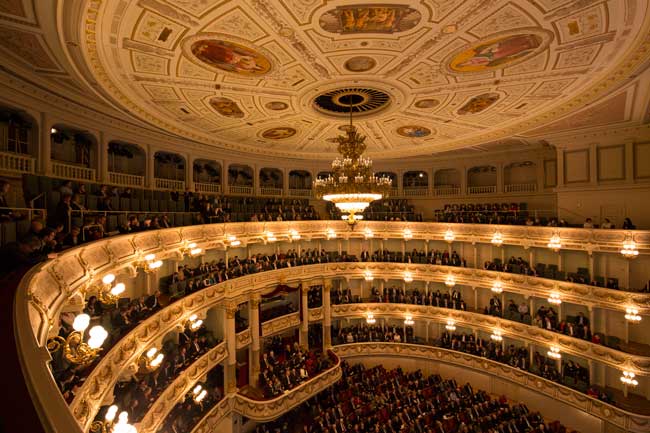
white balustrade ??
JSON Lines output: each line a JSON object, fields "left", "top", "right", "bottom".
{"left": 505, "top": 183, "right": 537, "bottom": 193}
{"left": 194, "top": 182, "right": 222, "bottom": 194}
{"left": 0, "top": 151, "right": 35, "bottom": 174}
{"left": 229, "top": 185, "right": 253, "bottom": 195}
{"left": 467, "top": 185, "right": 497, "bottom": 195}
{"left": 108, "top": 171, "right": 144, "bottom": 187}
{"left": 403, "top": 187, "right": 428, "bottom": 197}
{"left": 387, "top": 187, "right": 400, "bottom": 197}
{"left": 288, "top": 188, "right": 312, "bottom": 197}
{"left": 260, "top": 187, "right": 283, "bottom": 196}
{"left": 51, "top": 161, "right": 96, "bottom": 181}
{"left": 434, "top": 186, "right": 460, "bottom": 197}
{"left": 155, "top": 178, "right": 185, "bottom": 191}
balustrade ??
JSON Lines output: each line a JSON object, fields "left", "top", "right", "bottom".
{"left": 51, "top": 161, "right": 96, "bottom": 181}
{"left": 505, "top": 182, "right": 537, "bottom": 193}
{"left": 108, "top": 171, "right": 144, "bottom": 187}
{"left": 434, "top": 186, "right": 460, "bottom": 196}
{"left": 260, "top": 187, "right": 283, "bottom": 196}
{"left": 194, "top": 181, "right": 221, "bottom": 194}
{"left": 468, "top": 185, "right": 497, "bottom": 195}
{"left": 0, "top": 151, "right": 35, "bottom": 174}
{"left": 154, "top": 177, "right": 185, "bottom": 191}
{"left": 288, "top": 188, "right": 312, "bottom": 197}
{"left": 402, "top": 186, "right": 428, "bottom": 197}
{"left": 229, "top": 185, "right": 253, "bottom": 195}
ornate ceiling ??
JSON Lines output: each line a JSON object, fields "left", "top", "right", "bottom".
{"left": 1, "top": 0, "right": 649, "bottom": 161}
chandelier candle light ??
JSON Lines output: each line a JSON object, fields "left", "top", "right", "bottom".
{"left": 620, "top": 239, "right": 639, "bottom": 258}
{"left": 491, "top": 231, "right": 503, "bottom": 246}
{"left": 366, "top": 313, "right": 376, "bottom": 325}
{"left": 313, "top": 99, "right": 391, "bottom": 225}
{"left": 444, "top": 229, "right": 455, "bottom": 243}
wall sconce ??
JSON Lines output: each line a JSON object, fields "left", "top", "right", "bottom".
{"left": 98, "top": 274, "right": 126, "bottom": 304}
{"left": 444, "top": 229, "right": 455, "bottom": 243}
{"left": 547, "top": 293, "right": 562, "bottom": 305}
{"left": 403, "top": 228, "right": 413, "bottom": 240}
{"left": 342, "top": 214, "right": 363, "bottom": 224}
{"left": 625, "top": 308, "right": 642, "bottom": 322}
{"left": 445, "top": 320, "right": 456, "bottom": 331}
{"left": 289, "top": 229, "right": 301, "bottom": 241}
{"left": 192, "top": 384, "right": 208, "bottom": 403}
{"left": 445, "top": 275, "right": 456, "bottom": 288}
{"left": 403, "top": 271, "right": 413, "bottom": 283}
{"left": 491, "top": 280, "right": 503, "bottom": 294}
{"left": 226, "top": 235, "right": 241, "bottom": 247}
{"left": 620, "top": 371, "right": 638, "bottom": 386}
{"left": 138, "top": 254, "right": 163, "bottom": 272}
{"left": 547, "top": 346, "right": 561, "bottom": 359}
{"left": 364, "top": 269, "right": 374, "bottom": 281}
{"left": 181, "top": 242, "right": 202, "bottom": 257}
{"left": 266, "top": 232, "right": 277, "bottom": 243}
{"left": 364, "top": 228, "right": 374, "bottom": 239}
{"left": 187, "top": 314, "right": 203, "bottom": 330}
{"left": 404, "top": 315, "right": 415, "bottom": 326}
{"left": 547, "top": 234, "right": 562, "bottom": 252}
{"left": 620, "top": 239, "right": 639, "bottom": 259}
{"left": 47, "top": 313, "right": 108, "bottom": 366}
{"left": 490, "top": 330, "right": 503, "bottom": 342}
{"left": 366, "top": 313, "right": 376, "bottom": 325}
{"left": 140, "top": 347, "right": 164, "bottom": 372}
{"left": 326, "top": 228, "right": 337, "bottom": 240}
{"left": 491, "top": 231, "right": 503, "bottom": 247}
{"left": 89, "top": 405, "right": 137, "bottom": 433}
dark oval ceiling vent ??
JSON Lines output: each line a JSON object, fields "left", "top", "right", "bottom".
{"left": 313, "top": 87, "right": 391, "bottom": 117}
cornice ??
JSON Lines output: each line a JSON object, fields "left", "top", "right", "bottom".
{"left": 332, "top": 343, "right": 650, "bottom": 433}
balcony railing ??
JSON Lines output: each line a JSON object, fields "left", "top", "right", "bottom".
{"left": 467, "top": 185, "right": 497, "bottom": 195}
{"left": 108, "top": 171, "right": 144, "bottom": 187}
{"left": 194, "top": 181, "right": 221, "bottom": 194}
{"left": 403, "top": 186, "right": 428, "bottom": 196}
{"left": 332, "top": 343, "right": 650, "bottom": 433}
{"left": 288, "top": 188, "right": 312, "bottom": 197}
{"left": 505, "top": 182, "right": 537, "bottom": 193}
{"left": 155, "top": 178, "right": 185, "bottom": 191}
{"left": 236, "top": 328, "right": 252, "bottom": 349}
{"left": 0, "top": 151, "right": 35, "bottom": 174}
{"left": 260, "top": 187, "right": 283, "bottom": 196}
{"left": 229, "top": 185, "right": 253, "bottom": 195}
{"left": 261, "top": 311, "right": 301, "bottom": 337}
{"left": 51, "top": 161, "right": 96, "bottom": 181}
{"left": 434, "top": 186, "right": 460, "bottom": 196}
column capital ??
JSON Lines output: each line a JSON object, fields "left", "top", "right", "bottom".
{"left": 225, "top": 302, "right": 239, "bottom": 319}
{"left": 250, "top": 295, "right": 261, "bottom": 308}
{"left": 301, "top": 283, "right": 310, "bottom": 294}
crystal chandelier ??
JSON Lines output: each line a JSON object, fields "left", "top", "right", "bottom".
{"left": 314, "top": 100, "right": 391, "bottom": 224}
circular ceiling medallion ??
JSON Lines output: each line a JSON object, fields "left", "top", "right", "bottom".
{"left": 184, "top": 34, "right": 273, "bottom": 76}
{"left": 313, "top": 87, "right": 391, "bottom": 117}
{"left": 344, "top": 56, "right": 377, "bottom": 72}
{"left": 446, "top": 28, "right": 553, "bottom": 74}
{"left": 262, "top": 127, "right": 296, "bottom": 140}
{"left": 396, "top": 125, "right": 431, "bottom": 138}
{"left": 265, "top": 101, "right": 289, "bottom": 111}
{"left": 414, "top": 99, "right": 440, "bottom": 109}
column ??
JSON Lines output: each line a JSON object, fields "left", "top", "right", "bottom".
{"left": 556, "top": 147, "right": 565, "bottom": 187}
{"left": 460, "top": 166, "right": 467, "bottom": 195}
{"left": 186, "top": 154, "right": 194, "bottom": 192}
{"left": 427, "top": 168, "right": 434, "bottom": 197}
{"left": 588, "top": 255, "right": 594, "bottom": 281}
{"left": 98, "top": 132, "right": 109, "bottom": 183}
{"left": 624, "top": 141, "right": 634, "bottom": 182}
{"left": 300, "top": 284, "right": 309, "bottom": 348}
{"left": 254, "top": 164, "right": 260, "bottom": 195}
{"left": 397, "top": 170, "right": 404, "bottom": 196}
{"left": 529, "top": 249, "right": 535, "bottom": 268}
{"left": 39, "top": 112, "right": 52, "bottom": 176}
{"left": 225, "top": 303, "right": 238, "bottom": 394}
{"left": 283, "top": 168, "right": 290, "bottom": 197}
{"left": 496, "top": 163, "right": 504, "bottom": 194}
{"left": 222, "top": 160, "right": 229, "bottom": 194}
{"left": 146, "top": 146, "right": 155, "bottom": 188}
{"left": 473, "top": 287, "right": 478, "bottom": 312}
{"left": 249, "top": 295, "right": 260, "bottom": 386}
{"left": 536, "top": 160, "right": 545, "bottom": 192}
{"left": 588, "top": 359, "right": 594, "bottom": 386}
{"left": 589, "top": 143, "right": 597, "bottom": 185}
{"left": 323, "top": 281, "right": 332, "bottom": 349}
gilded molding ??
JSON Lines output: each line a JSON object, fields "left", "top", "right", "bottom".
{"left": 261, "top": 312, "right": 301, "bottom": 337}
{"left": 236, "top": 329, "right": 252, "bottom": 349}
{"left": 332, "top": 343, "right": 650, "bottom": 433}
{"left": 308, "top": 307, "right": 324, "bottom": 322}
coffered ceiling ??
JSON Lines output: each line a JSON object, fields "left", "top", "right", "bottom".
{"left": 1, "top": 0, "right": 649, "bottom": 161}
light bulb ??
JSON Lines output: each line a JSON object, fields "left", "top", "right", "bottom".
{"left": 146, "top": 347, "right": 158, "bottom": 359}
{"left": 445, "top": 275, "right": 456, "bottom": 287}
{"left": 190, "top": 248, "right": 202, "bottom": 256}
{"left": 187, "top": 243, "right": 197, "bottom": 249}
{"left": 105, "top": 405, "right": 118, "bottom": 422}
{"left": 193, "top": 384, "right": 203, "bottom": 395}
{"left": 150, "top": 260, "right": 163, "bottom": 269}
{"left": 87, "top": 326, "right": 108, "bottom": 348}
{"left": 290, "top": 229, "right": 300, "bottom": 240}
{"left": 403, "top": 272, "right": 413, "bottom": 283}
{"left": 444, "top": 229, "right": 455, "bottom": 243}
{"left": 364, "top": 228, "right": 374, "bottom": 239}
{"left": 72, "top": 314, "right": 91, "bottom": 332}
{"left": 102, "top": 274, "right": 116, "bottom": 285}
{"left": 403, "top": 229, "right": 413, "bottom": 240}
{"left": 189, "top": 314, "right": 198, "bottom": 322}
{"left": 110, "top": 283, "right": 126, "bottom": 296}
{"left": 144, "top": 253, "right": 156, "bottom": 262}
{"left": 151, "top": 353, "right": 164, "bottom": 367}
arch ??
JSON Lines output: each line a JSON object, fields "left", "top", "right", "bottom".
{"left": 193, "top": 159, "right": 222, "bottom": 184}
{"left": 403, "top": 170, "right": 428, "bottom": 188}
{"left": 108, "top": 141, "right": 146, "bottom": 176}
{"left": 228, "top": 164, "right": 253, "bottom": 186}
{"left": 467, "top": 165, "right": 496, "bottom": 194}
{"left": 504, "top": 161, "right": 537, "bottom": 193}
{"left": 154, "top": 151, "right": 186, "bottom": 181}
{"left": 50, "top": 124, "right": 98, "bottom": 169}
{"left": 289, "top": 170, "right": 312, "bottom": 189}
{"left": 434, "top": 168, "right": 460, "bottom": 188}
{"left": 259, "top": 167, "right": 283, "bottom": 188}
{"left": 0, "top": 105, "right": 38, "bottom": 158}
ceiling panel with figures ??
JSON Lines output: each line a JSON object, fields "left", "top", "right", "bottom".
{"left": 70, "top": 0, "right": 649, "bottom": 160}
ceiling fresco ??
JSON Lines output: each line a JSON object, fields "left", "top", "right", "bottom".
{"left": 0, "top": 0, "right": 648, "bottom": 160}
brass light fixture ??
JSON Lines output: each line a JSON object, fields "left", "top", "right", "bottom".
{"left": 313, "top": 99, "right": 391, "bottom": 225}
{"left": 47, "top": 313, "right": 108, "bottom": 366}
{"left": 137, "top": 253, "right": 163, "bottom": 272}
{"left": 97, "top": 274, "right": 126, "bottom": 305}
{"left": 90, "top": 405, "right": 137, "bottom": 433}
{"left": 139, "top": 347, "right": 164, "bottom": 372}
